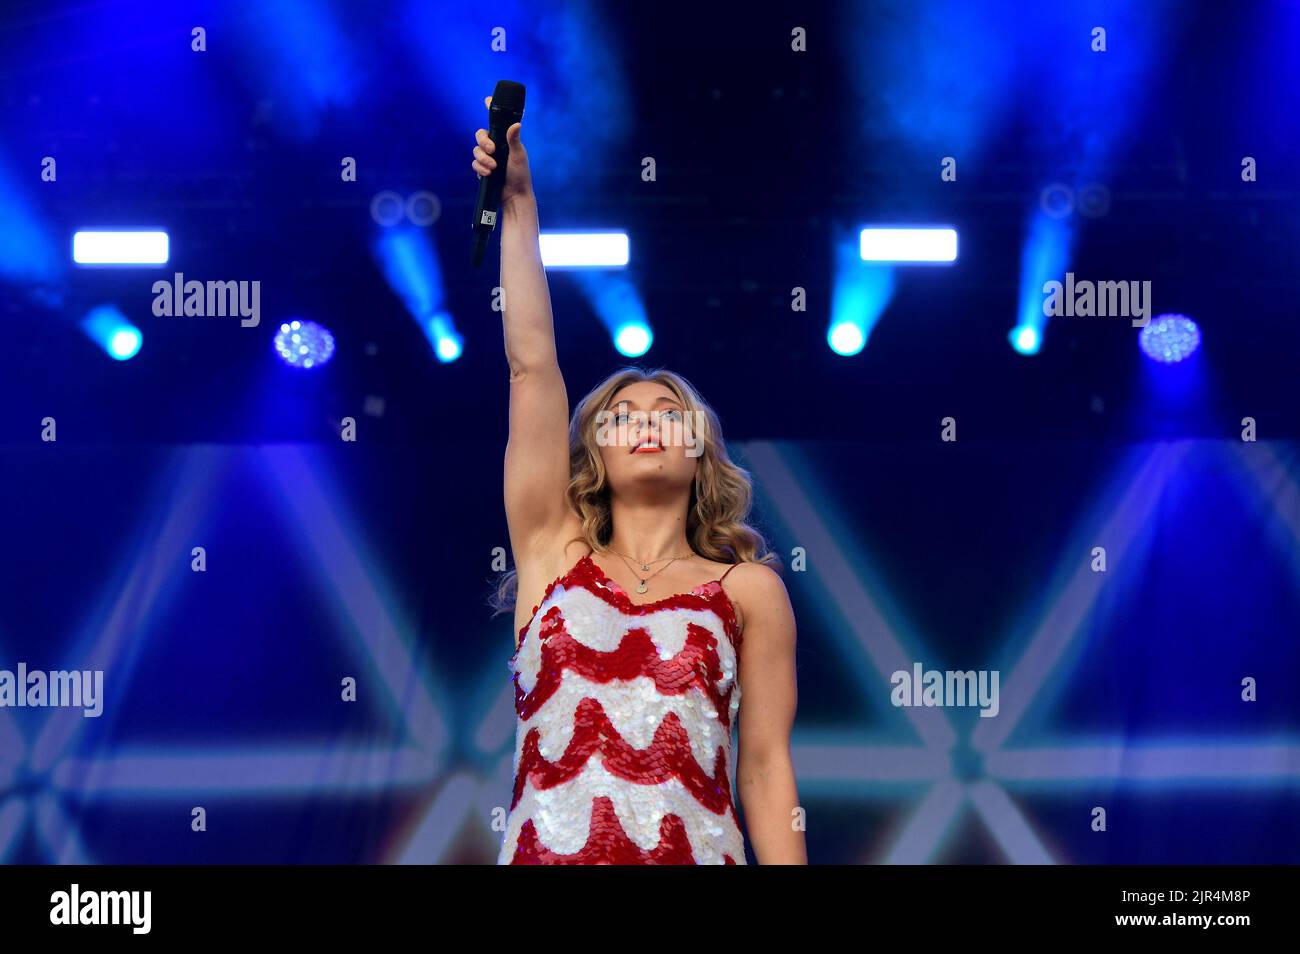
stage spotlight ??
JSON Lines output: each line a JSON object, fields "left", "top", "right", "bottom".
{"left": 1016, "top": 210, "right": 1073, "bottom": 357}
{"left": 275, "top": 319, "right": 336, "bottom": 369}
{"left": 828, "top": 321, "right": 866, "bottom": 356}
{"left": 108, "top": 328, "right": 142, "bottom": 359}
{"left": 72, "top": 230, "right": 169, "bottom": 265}
{"left": 1010, "top": 325, "right": 1040, "bottom": 354}
{"left": 859, "top": 227, "right": 957, "bottom": 263}
{"left": 81, "top": 305, "right": 142, "bottom": 360}
{"left": 831, "top": 234, "right": 894, "bottom": 355}
{"left": 539, "top": 232, "right": 629, "bottom": 268}
{"left": 371, "top": 226, "right": 465, "bottom": 364}
{"left": 614, "top": 322, "right": 652, "bottom": 356}
{"left": 427, "top": 310, "right": 463, "bottom": 363}
{"left": 1139, "top": 314, "right": 1201, "bottom": 364}
{"left": 569, "top": 270, "right": 652, "bottom": 358}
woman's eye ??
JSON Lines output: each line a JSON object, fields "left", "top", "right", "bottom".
{"left": 660, "top": 409, "right": 682, "bottom": 422}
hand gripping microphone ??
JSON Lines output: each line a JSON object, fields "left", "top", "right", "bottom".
{"left": 472, "top": 80, "right": 526, "bottom": 267}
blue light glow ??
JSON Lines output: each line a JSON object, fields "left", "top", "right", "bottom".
{"left": 1139, "top": 314, "right": 1201, "bottom": 364}
{"left": 569, "top": 270, "right": 652, "bottom": 358}
{"left": 1010, "top": 324, "right": 1040, "bottom": 355}
{"left": 108, "top": 328, "right": 143, "bottom": 360}
{"left": 1015, "top": 210, "right": 1073, "bottom": 353}
{"left": 831, "top": 232, "right": 895, "bottom": 356}
{"left": 427, "top": 311, "right": 463, "bottom": 363}
{"left": 0, "top": 155, "right": 59, "bottom": 281}
{"left": 828, "top": 321, "right": 866, "bottom": 356}
{"left": 372, "top": 227, "right": 464, "bottom": 366}
{"left": 233, "top": 0, "right": 358, "bottom": 141}
{"left": 275, "top": 319, "right": 336, "bottom": 369}
{"left": 614, "top": 322, "right": 652, "bottom": 356}
{"left": 81, "top": 305, "right": 142, "bottom": 361}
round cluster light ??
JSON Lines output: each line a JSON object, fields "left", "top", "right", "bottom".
{"left": 275, "top": 319, "right": 336, "bottom": 369}
{"left": 1139, "top": 314, "right": 1201, "bottom": 364}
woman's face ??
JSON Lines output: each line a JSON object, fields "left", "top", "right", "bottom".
{"left": 596, "top": 381, "right": 700, "bottom": 498}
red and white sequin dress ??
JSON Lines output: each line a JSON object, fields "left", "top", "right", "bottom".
{"left": 500, "top": 550, "right": 746, "bottom": 864}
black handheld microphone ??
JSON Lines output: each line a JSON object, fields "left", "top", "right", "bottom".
{"left": 472, "top": 80, "right": 526, "bottom": 267}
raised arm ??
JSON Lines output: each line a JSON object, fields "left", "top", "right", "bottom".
{"left": 472, "top": 96, "right": 574, "bottom": 570}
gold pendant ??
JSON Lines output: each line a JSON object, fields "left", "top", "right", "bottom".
{"left": 636, "top": 579, "right": 649, "bottom": 594}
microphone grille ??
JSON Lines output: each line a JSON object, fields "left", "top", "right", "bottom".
{"left": 491, "top": 80, "right": 526, "bottom": 112}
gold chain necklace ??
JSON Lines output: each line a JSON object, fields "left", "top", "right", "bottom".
{"left": 607, "top": 548, "right": 694, "bottom": 594}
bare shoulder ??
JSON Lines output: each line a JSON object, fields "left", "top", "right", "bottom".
{"left": 717, "top": 560, "right": 792, "bottom": 638}
{"left": 726, "top": 560, "right": 790, "bottom": 605}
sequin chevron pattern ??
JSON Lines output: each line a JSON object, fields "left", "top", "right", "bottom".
{"left": 499, "top": 552, "right": 746, "bottom": 864}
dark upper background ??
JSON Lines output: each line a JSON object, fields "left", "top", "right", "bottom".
{"left": 0, "top": 0, "right": 1296, "bottom": 444}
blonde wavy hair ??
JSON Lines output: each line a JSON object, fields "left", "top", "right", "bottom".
{"left": 489, "top": 365, "right": 780, "bottom": 616}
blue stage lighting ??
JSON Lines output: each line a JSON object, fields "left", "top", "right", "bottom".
{"left": 81, "top": 305, "right": 143, "bottom": 361}
{"left": 1016, "top": 211, "right": 1073, "bottom": 355}
{"left": 427, "top": 311, "right": 463, "bottom": 363}
{"left": 828, "top": 321, "right": 866, "bottom": 356}
{"left": 436, "top": 336, "right": 462, "bottom": 362}
{"left": 72, "top": 230, "right": 169, "bottom": 265}
{"left": 860, "top": 227, "right": 957, "bottom": 263}
{"left": 614, "top": 322, "right": 652, "bottom": 356}
{"left": 540, "top": 232, "right": 629, "bottom": 268}
{"left": 1139, "top": 314, "right": 1201, "bottom": 364}
{"left": 108, "top": 328, "right": 142, "bottom": 360}
{"left": 1010, "top": 325, "right": 1040, "bottom": 355}
{"left": 569, "top": 271, "right": 651, "bottom": 358}
{"left": 234, "top": 0, "right": 358, "bottom": 141}
{"left": 275, "top": 319, "right": 336, "bottom": 369}
{"left": 371, "top": 227, "right": 466, "bottom": 365}
{"left": 830, "top": 233, "right": 894, "bottom": 356}
{"left": 0, "top": 158, "right": 58, "bottom": 281}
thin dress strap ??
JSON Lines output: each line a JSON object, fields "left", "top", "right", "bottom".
{"left": 718, "top": 562, "right": 740, "bottom": 583}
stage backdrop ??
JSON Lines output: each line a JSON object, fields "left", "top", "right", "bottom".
{"left": 1, "top": 436, "right": 1297, "bottom": 863}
